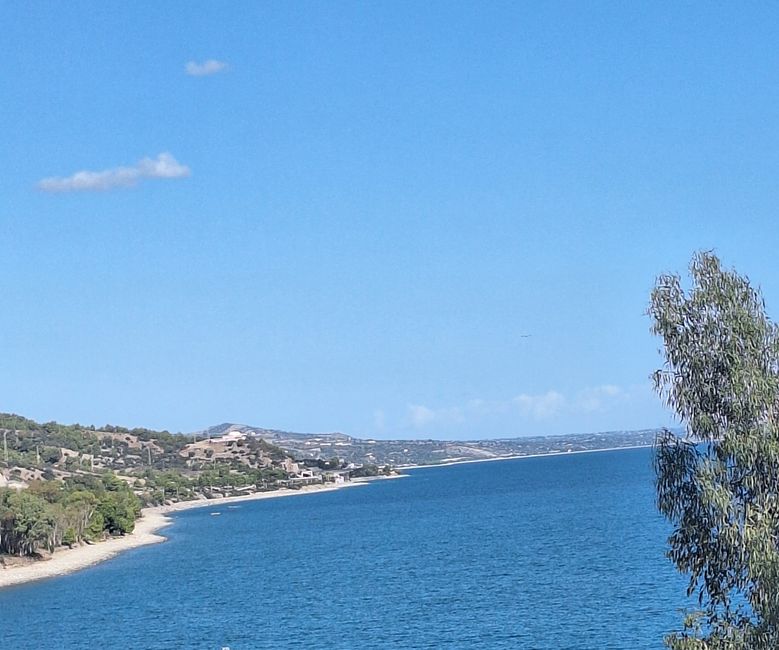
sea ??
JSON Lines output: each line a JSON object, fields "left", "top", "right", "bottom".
{"left": 0, "top": 447, "right": 690, "bottom": 649}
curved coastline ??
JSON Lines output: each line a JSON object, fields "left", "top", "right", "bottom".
{"left": 0, "top": 480, "right": 377, "bottom": 590}
{"left": 398, "top": 443, "right": 654, "bottom": 470}
{"left": 0, "top": 450, "right": 648, "bottom": 590}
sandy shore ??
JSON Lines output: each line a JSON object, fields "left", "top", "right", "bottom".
{"left": 0, "top": 480, "right": 373, "bottom": 590}
{"left": 0, "top": 510, "right": 172, "bottom": 590}
{"left": 398, "top": 444, "right": 654, "bottom": 470}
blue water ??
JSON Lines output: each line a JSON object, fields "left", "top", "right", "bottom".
{"left": 0, "top": 448, "right": 688, "bottom": 649}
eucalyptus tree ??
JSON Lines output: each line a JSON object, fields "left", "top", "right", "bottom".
{"left": 650, "top": 252, "right": 779, "bottom": 649}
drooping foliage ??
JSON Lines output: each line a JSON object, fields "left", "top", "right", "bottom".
{"left": 649, "top": 252, "right": 779, "bottom": 649}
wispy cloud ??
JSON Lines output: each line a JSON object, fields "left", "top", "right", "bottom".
{"left": 512, "top": 390, "right": 566, "bottom": 420}
{"left": 185, "top": 59, "right": 228, "bottom": 76}
{"left": 406, "top": 384, "right": 635, "bottom": 431}
{"left": 408, "top": 404, "right": 465, "bottom": 428}
{"left": 37, "top": 153, "right": 191, "bottom": 193}
{"left": 575, "top": 384, "right": 624, "bottom": 413}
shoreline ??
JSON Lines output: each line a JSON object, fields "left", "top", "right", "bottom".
{"left": 0, "top": 479, "right": 378, "bottom": 591}
{"left": 0, "top": 447, "right": 649, "bottom": 589}
{"left": 398, "top": 443, "right": 654, "bottom": 470}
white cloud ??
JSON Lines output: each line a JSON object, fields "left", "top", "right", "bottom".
{"left": 185, "top": 59, "right": 228, "bottom": 76}
{"left": 512, "top": 390, "right": 566, "bottom": 420}
{"left": 37, "top": 153, "right": 191, "bottom": 193}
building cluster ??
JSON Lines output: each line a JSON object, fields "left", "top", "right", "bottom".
{"left": 180, "top": 432, "right": 355, "bottom": 486}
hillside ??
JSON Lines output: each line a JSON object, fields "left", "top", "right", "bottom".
{"left": 0, "top": 414, "right": 357, "bottom": 506}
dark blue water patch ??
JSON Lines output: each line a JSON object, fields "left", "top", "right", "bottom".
{"left": 0, "top": 448, "right": 689, "bottom": 649}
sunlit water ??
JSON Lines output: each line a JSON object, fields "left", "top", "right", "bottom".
{"left": 0, "top": 448, "right": 689, "bottom": 649}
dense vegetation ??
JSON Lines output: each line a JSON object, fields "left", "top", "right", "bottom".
{"left": 0, "top": 413, "right": 373, "bottom": 559}
{"left": 0, "top": 414, "right": 190, "bottom": 472}
{"left": 0, "top": 474, "right": 140, "bottom": 557}
{"left": 350, "top": 464, "right": 394, "bottom": 478}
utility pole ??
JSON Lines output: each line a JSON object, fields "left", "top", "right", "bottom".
{"left": 3, "top": 430, "right": 7, "bottom": 463}
{"left": 147, "top": 445, "right": 152, "bottom": 467}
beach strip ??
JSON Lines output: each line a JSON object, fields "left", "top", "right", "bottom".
{"left": 0, "top": 480, "right": 372, "bottom": 590}
{"left": 397, "top": 443, "right": 654, "bottom": 470}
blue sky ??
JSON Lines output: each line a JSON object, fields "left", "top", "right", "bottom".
{"left": 3, "top": 2, "right": 779, "bottom": 438}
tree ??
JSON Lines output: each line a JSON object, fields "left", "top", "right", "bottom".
{"left": 96, "top": 491, "right": 139, "bottom": 535}
{"left": 62, "top": 527, "right": 77, "bottom": 548}
{"left": 649, "top": 252, "right": 779, "bottom": 649}
{"left": 0, "top": 490, "right": 55, "bottom": 556}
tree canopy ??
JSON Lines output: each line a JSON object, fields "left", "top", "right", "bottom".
{"left": 0, "top": 475, "right": 141, "bottom": 557}
{"left": 650, "top": 252, "right": 779, "bottom": 649}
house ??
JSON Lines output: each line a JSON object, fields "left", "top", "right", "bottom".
{"left": 281, "top": 468, "right": 324, "bottom": 487}
{"left": 322, "top": 470, "right": 350, "bottom": 485}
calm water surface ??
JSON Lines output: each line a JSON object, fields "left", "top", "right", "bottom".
{"left": 0, "top": 448, "right": 688, "bottom": 649}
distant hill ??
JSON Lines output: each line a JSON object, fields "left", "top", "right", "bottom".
{"left": 199, "top": 422, "right": 353, "bottom": 443}
{"left": 195, "top": 423, "right": 666, "bottom": 467}
{"left": 0, "top": 412, "right": 668, "bottom": 485}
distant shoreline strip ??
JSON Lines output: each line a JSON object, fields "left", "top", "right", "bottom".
{"left": 397, "top": 444, "right": 655, "bottom": 470}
